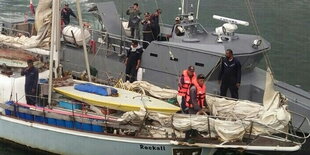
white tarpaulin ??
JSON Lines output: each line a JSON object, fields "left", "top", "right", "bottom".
{"left": 121, "top": 81, "right": 178, "bottom": 99}
{"left": 119, "top": 68, "right": 291, "bottom": 141}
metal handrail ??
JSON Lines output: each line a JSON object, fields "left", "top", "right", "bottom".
{"left": 90, "top": 29, "right": 151, "bottom": 47}
{"left": 0, "top": 26, "right": 31, "bottom": 37}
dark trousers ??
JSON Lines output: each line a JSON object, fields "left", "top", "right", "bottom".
{"left": 180, "top": 96, "right": 187, "bottom": 113}
{"left": 142, "top": 32, "right": 154, "bottom": 49}
{"left": 220, "top": 83, "right": 239, "bottom": 99}
{"left": 125, "top": 64, "right": 137, "bottom": 83}
{"left": 152, "top": 26, "right": 160, "bottom": 40}
{"left": 130, "top": 27, "right": 140, "bottom": 39}
{"left": 25, "top": 90, "right": 37, "bottom": 105}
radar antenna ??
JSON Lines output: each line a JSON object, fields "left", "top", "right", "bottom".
{"left": 213, "top": 15, "right": 249, "bottom": 42}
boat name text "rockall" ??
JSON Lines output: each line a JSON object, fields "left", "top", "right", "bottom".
{"left": 140, "top": 144, "right": 166, "bottom": 151}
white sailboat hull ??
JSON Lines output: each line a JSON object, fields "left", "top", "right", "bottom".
{"left": 0, "top": 115, "right": 215, "bottom": 155}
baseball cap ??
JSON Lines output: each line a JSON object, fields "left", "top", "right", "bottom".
{"left": 175, "top": 17, "right": 180, "bottom": 21}
{"left": 197, "top": 74, "right": 205, "bottom": 79}
{"left": 188, "top": 66, "right": 195, "bottom": 72}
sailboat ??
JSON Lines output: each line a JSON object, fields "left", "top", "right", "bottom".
{"left": 0, "top": 0, "right": 309, "bottom": 155}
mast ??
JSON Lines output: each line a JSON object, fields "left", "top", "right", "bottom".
{"left": 48, "top": 0, "right": 60, "bottom": 105}
{"left": 196, "top": 0, "right": 201, "bottom": 20}
{"left": 76, "top": 0, "right": 92, "bottom": 82}
{"left": 180, "top": 0, "right": 198, "bottom": 21}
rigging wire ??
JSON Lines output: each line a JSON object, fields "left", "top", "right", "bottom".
{"left": 244, "top": 0, "right": 274, "bottom": 81}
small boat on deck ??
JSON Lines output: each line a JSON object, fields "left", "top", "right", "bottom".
{"left": 54, "top": 80, "right": 180, "bottom": 114}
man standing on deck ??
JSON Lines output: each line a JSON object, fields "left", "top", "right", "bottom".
{"left": 218, "top": 49, "right": 241, "bottom": 99}
{"left": 126, "top": 3, "right": 141, "bottom": 39}
{"left": 61, "top": 3, "right": 77, "bottom": 26}
{"left": 150, "top": 9, "right": 161, "bottom": 40}
{"left": 125, "top": 40, "right": 143, "bottom": 83}
{"left": 21, "top": 59, "right": 39, "bottom": 105}
{"left": 141, "top": 12, "right": 154, "bottom": 49}
{"left": 177, "top": 66, "right": 196, "bottom": 113}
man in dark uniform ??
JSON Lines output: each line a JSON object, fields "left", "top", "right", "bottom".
{"left": 218, "top": 49, "right": 241, "bottom": 99}
{"left": 126, "top": 3, "right": 141, "bottom": 39}
{"left": 61, "top": 3, "right": 77, "bottom": 25}
{"left": 141, "top": 12, "right": 154, "bottom": 49}
{"left": 21, "top": 59, "right": 39, "bottom": 105}
{"left": 150, "top": 9, "right": 161, "bottom": 40}
{"left": 168, "top": 17, "right": 184, "bottom": 38}
{"left": 125, "top": 40, "right": 143, "bottom": 83}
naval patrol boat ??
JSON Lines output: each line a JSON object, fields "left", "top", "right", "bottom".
{"left": 59, "top": 0, "right": 310, "bottom": 132}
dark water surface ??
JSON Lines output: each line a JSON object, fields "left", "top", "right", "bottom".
{"left": 0, "top": 0, "right": 309, "bottom": 154}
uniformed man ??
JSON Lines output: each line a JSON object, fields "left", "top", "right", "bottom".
{"left": 125, "top": 40, "right": 143, "bottom": 83}
{"left": 168, "top": 17, "right": 184, "bottom": 38}
{"left": 218, "top": 49, "right": 241, "bottom": 99}
{"left": 141, "top": 12, "right": 154, "bottom": 49}
{"left": 61, "top": 3, "right": 77, "bottom": 26}
{"left": 21, "top": 59, "right": 39, "bottom": 105}
{"left": 126, "top": 3, "right": 141, "bottom": 39}
{"left": 150, "top": 9, "right": 161, "bottom": 40}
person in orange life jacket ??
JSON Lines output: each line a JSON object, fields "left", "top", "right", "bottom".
{"left": 61, "top": 3, "right": 77, "bottom": 26}
{"left": 184, "top": 74, "right": 207, "bottom": 141}
{"left": 125, "top": 40, "right": 143, "bottom": 83}
{"left": 218, "top": 49, "right": 241, "bottom": 99}
{"left": 185, "top": 74, "right": 207, "bottom": 114}
{"left": 177, "top": 66, "right": 196, "bottom": 113}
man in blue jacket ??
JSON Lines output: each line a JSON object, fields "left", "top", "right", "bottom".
{"left": 125, "top": 40, "right": 143, "bottom": 83}
{"left": 218, "top": 49, "right": 241, "bottom": 99}
{"left": 61, "top": 3, "right": 77, "bottom": 25}
{"left": 21, "top": 59, "right": 38, "bottom": 105}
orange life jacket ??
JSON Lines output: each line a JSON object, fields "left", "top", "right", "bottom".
{"left": 185, "top": 81, "right": 206, "bottom": 109}
{"left": 178, "top": 70, "right": 196, "bottom": 96}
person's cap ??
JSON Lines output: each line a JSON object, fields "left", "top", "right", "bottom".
{"left": 188, "top": 66, "right": 195, "bottom": 72}
{"left": 175, "top": 17, "right": 180, "bottom": 21}
{"left": 64, "top": 3, "right": 69, "bottom": 6}
{"left": 132, "top": 40, "right": 138, "bottom": 45}
{"left": 27, "top": 59, "right": 34, "bottom": 64}
{"left": 197, "top": 74, "right": 205, "bottom": 80}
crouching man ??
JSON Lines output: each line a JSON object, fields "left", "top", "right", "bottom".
{"left": 185, "top": 74, "right": 207, "bottom": 114}
{"left": 184, "top": 74, "right": 208, "bottom": 141}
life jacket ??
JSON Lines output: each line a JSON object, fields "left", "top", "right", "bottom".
{"left": 185, "top": 81, "right": 206, "bottom": 109}
{"left": 178, "top": 70, "right": 196, "bottom": 96}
